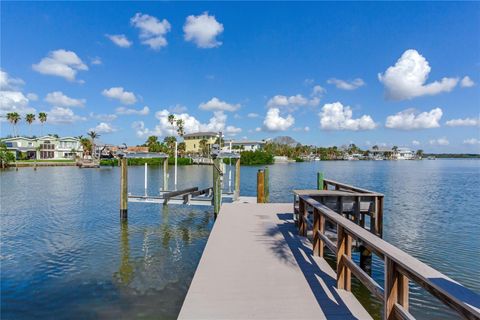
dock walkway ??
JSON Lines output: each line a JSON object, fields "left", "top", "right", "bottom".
{"left": 179, "top": 202, "right": 371, "bottom": 319}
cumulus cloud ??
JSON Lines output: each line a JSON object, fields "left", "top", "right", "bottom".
{"left": 168, "top": 104, "right": 188, "bottom": 113}
{"left": 183, "top": 12, "right": 224, "bottom": 48}
{"left": 115, "top": 106, "right": 149, "bottom": 115}
{"left": 460, "top": 76, "right": 475, "bottom": 88}
{"left": 47, "top": 107, "right": 86, "bottom": 124}
{"left": 327, "top": 78, "right": 365, "bottom": 90}
{"left": 130, "top": 13, "right": 171, "bottom": 50}
{"left": 429, "top": 137, "right": 449, "bottom": 146}
{"left": 445, "top": 117, "right": 480, "bottom": 127}
{"left": 263, "top": 108, "right": 295, "bottom": 131}
{"left": 378, "top": 49, "right": 458, "bottom": 100}
{"left": 90, "top": 57, "right": 102, "bottom": 65}
{"left": 45, "top": 91, "right": 85, "bottom": 107}
{"left": 106, "top": 34, "right": 132, "bottom": 48}
{"left": 102, "top": 87, "right": 137, "bottom": 105}
{"left": 89, "top": 112, "right": 117, "bottom": 122}
{"left": 385, "top": 108, "right": 442, "bottom": 130}
{"left": 0, "top": 70, "right": 24, "bottom": 90}
{"left": 319, "top": 102, "right": 376, "bottom": 131}
{"left": 463, "top": 138, "right": 480, "bottom": 145}
{"left": 312, "top": 85, "right": 326, "bottom": 95}
{"left": 27, "top": 93, "right": 38, "bottom": 101}
{"left": 412, "top": 140, "right": 421, "bottom": 146}
{"left": 266, "top": 94, "right": 319, "bottom": 111}
{"left": 247, "top": 113, "right": 259, "bottom": 118}
{"left": 89, "top": 122, "right": 116, "bottom": 134}
{"left": 199, "top": 97, "right": 240, "bottom": 112}
{"left": 32, "top": 49, "right": 88, "bottom": 81}
{"left": 132, "top": 109, "right": 239, "bottom": 138}
{"left": 0, "top": 91, "right": 36, "bottom": 117}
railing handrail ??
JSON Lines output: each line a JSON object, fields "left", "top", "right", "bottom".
{"left": 324, "top": 178, "right": 382, "bottom": 196}
{"left": 300, "top": 195, "right": 480, "bottom": 320}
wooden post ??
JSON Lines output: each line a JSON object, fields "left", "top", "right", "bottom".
{"left": 313, "top": 208, "right": 323, "bottom": 256}
{"left": 257, "top": 169, "right": 265, "bottom": 203}
{"left": 317, "top": 172, "right": 324, "bottom": 190}
{"left": 377, "top": 196, "right": 384, "bottom": 237}
{"left": 336, "top": 226, "right": 346, "bottom": 289}
{"left": 234, "top": 157, "right": 240, "bottom": 200}
{"left": 120, "top": 157, "right": 128, "bottom": 220}
{"left": 264, "top": 166, "right": 269, "bottom": 203}
{"left": 213, "top": 158, "right": 222, "bottom": 216}
{"left": 354, "top": 196, "right": 361, "bottom": 224}
{"left": 163, "top": 158, "right": 168, "bottom": 191}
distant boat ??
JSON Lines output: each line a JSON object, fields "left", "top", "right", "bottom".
{"left": 314, "top": 157, "right": 320, "bottom": 161}
{"left": 427, "top": 156, "right": 436, "bottom": 160}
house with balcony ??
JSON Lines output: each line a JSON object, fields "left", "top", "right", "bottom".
{"left": 228, "top": 140, "right": 266, "bottom": 153}
{"left": 2, "top": 135, "right": 83, "bottom": 160}
{"left": 184, "top": 132, "right": 219, "bottom": 154}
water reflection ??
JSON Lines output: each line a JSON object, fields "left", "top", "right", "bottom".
{"left": 115, "top": 221, "right": 133, "bottom": 286}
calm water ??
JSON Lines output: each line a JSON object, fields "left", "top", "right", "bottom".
{"left": 1, "top": 160, "right": 479, "bottom": 319}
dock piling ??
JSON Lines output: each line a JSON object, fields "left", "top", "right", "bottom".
{"left": 144, "top": 163, "right": 148, "bottom": 196}
{"left": 213, "top": 158, "right": 222, "bottom": 216}
{"left": 120, "top": 157, "right": 128, "bottom": 220}
{"left": 234, "top": 157, "right": 240, "bottom": 200}
{"left": 264, "top": 166, "right": 269, "bottom": 203}
{"left": 163, "top": 158, "right": 168, "bottom": 191}
{"left": 317, "top": 172, "right": 324, "bottom": 190}
{"left": 257, "top": 169, "right": 265, "bottom": 203}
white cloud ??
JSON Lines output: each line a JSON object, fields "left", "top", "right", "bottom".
{"left": 0, "top": 91, "right": 36, "bottom": 117}
{"left": 267, "top": 94, "right": 319, "bottom": 111}
{"left": 412, "top": 140, "right": 421, "bottom": 146}
{"left": 27, "top": 93, "right": 38, "bottom": 101}
{"left": 32, "top": 49, "right": 88, "bottom": 81}
{"left": 463, "top": 138, "right": 480, "bottom": 145}
{"left": 460, "top": 76, "right": 475, "bottom": 88}
{"left": 385, "top": 108, "right": 442, "bottom": 130}
{"left": 115, "top": 106, "right": 149, "bottom": 115}
{"left": 133, "top": 109, "right": 238, "bottom": 138}
{"left": 199, "top": 97, "right": 240, "bottom": 112}
{"left": 47, "top": 107, "right": 86, "bottom": 124}
{"left": 319, "top": 102, "right": 376, "bottom": 131}
{"left": 45, "top": 91, "right": 85, "bottom": 107}
{"left": 168, "top": 104, "right": 188, "bottom": 113}
{"left": 445, "top": 117, "right": 480, "bottom": 127}
{"left": 89, "top": 112, "right": 117, "bottom": 122}
{"left": 106, "top": 34, "right": 132, "bottom": 48}
{"left": 293, "top": 126, "right": 310, "bottom": 132}
{"left": 183, "top": 12, "right": 224, "bottom": 48}
{"left": 312, "top": 85, "right": 326, "bottom": 95}
{"left": 327, "top": 78, "right": 365, "bottom": 90}
{"left": 378, "top": 49, "right": 458, "bottom": 100}
{"left": 89, "top": 122, "right": 116, "bottom": 134}
{"left": 263, "top": 108, "right": 295, "bottom": 131}
{"left": 247, "top": 113, "right": 259, "bottom": 118}
{"left": 304, "top": 78, "right": 315, "bottom": 86}
{"left": 90, "top": 57, "right": 102, "bottom": 65}
{"left": 0, "top": 70, "right": 24, "bottom": 90}
{"left": 429, "top": 137, "right": 449, "bottom": 146}
{"left": 102, "top": 87, "right": 137, "bottom": 105}
{"left": 130, "top": 13, "right": 171, "bottom": 50}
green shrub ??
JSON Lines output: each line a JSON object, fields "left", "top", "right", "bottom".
{"left": 240, "top": 151, "right": 274, "bottom": 165}
{"left": 294, "top": 157, "right": 304, "bottom": 162}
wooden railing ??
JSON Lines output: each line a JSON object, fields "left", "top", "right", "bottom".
{"left": 298, "top": 195, "right": 480, "bottom": 320}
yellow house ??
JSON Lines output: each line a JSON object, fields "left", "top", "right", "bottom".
{"left": 184, "top": 132, "right": 219, "bottom": 154}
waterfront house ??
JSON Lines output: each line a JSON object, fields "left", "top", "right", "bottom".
{"left": 368, "top": 147, "right": 395, "bottom": 160}
{"left": 227, "top": 140, "right": 265, "bottom": 153}
{"left": 2, "top": 135, "right": 83, "bottom": 160}
{"left": 184, "top": 132, "right": 219, "bottom": 154}
{"left": 396, "top": 147, "right": 415, "bottom": 160}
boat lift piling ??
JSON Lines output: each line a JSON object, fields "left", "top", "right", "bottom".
{"left": 120, "top": 148, "right": 241, "bottom": 220}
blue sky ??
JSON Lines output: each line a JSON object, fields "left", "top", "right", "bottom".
{"left": 1, "top": 1, "right": 479, "bottom": 152}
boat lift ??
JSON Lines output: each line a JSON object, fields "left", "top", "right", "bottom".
{"left": 119, "top": 142, "right": 241, "bottom": 220}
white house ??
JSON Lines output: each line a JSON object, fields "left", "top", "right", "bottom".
{"left": 396, "top": 147, "right": 415, "bottom": 160}
{"left": 228, "top": 140, "right": 266, "bottom": 153}
{"left": 2, "top": 135, "right": 83, "bottom": 160}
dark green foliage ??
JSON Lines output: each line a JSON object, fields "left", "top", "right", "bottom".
{"left": 294, "top": 157, "right": 304, "bottom": 162}
{"left": 239, "top": 151, "right": 274, "bottom": 165}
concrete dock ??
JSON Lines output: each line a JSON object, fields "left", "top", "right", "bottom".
{"left": 178, "top": 202, "right": 371, "bottom": 319}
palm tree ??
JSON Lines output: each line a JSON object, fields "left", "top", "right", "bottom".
{"left": 176, "top": 119, "right": 185, "bottom": 137}
{"left": 163, "top": 136, "right": 177, "bottom": 157}
{"left": 372, "top": 145, "right": 379, "bottom": 151}
{"left": 168, "top": 114, "right": 176, "bottom": 136}
{"left": 38, "top": 112, "right": 47, "bottom": 136}
{"left": 80, "top": 137, "right": 92, "bottom": 158}
{"left": 416, "top": 149, "right": 424, "bottom": 159}
{"left": 25, "top": 113, "right": 35, "bottom": 137}
{"left": 6, "top": 112, "right": 21, "bottom": 136}
{"left": 87, "top": 131, "right": 100, "bottom": 159}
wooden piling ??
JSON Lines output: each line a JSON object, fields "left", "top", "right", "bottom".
{"left": 213, "top": 158, "right": 222, "bottom": 216}
{"left": 317, "top": 172, "right": 324, "bottom": 190}
{"left": 120, "top": 157, "right": 128, "bottom": 220}
{"left": 257, "top": 169, "right": 265, "bottom": 203}
{"left": 264, "top": 166, "right": 269, "bottom": 203}
{"left": 234, "top": 157, "right": 240, "bottom": 200}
